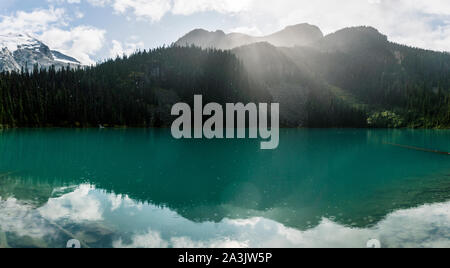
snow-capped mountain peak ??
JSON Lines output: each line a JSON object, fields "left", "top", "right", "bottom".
{"left": 0, "top": 33, "right": 42, "bottom": 52}
{"left": 0, "top": 32, "right": 81, "bottom": 72}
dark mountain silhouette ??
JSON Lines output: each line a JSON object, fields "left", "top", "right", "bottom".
{"left": 175, "top": 23, "right": 324, "bottom": 50}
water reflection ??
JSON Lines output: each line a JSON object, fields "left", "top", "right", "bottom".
{"left": 0, "top": 129, "right": 449, "bottom": 247}
{"left": 0, "top": 182, "right": 449, "bottom": 248}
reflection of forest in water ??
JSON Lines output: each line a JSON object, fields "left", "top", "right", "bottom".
{"left": 0, "top": 129, "right": 449, "bottom": 247}
{"left": 1, "top": 166, "right": 450, "bottom": 231}
{"left": 1, "top": 174, "right": 450, "bottom": 248}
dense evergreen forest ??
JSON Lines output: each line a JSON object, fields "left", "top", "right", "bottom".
{"left": 282, "top": 27, "right": 450, "bottom": 128}
{"left": 0, "top": 42, "right": 449, "bottom": 128}
{"left": 0, "top": 46, "right": 271, "bottom": 127}
{"left": 0, "top": 45, "right": 367, "bottom": 128}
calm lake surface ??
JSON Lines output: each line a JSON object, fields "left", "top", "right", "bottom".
{"left": 0, "top": 128, "right": 449, "bottom": 248}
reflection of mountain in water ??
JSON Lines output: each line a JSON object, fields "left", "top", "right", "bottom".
{"left": 1, "top": 180, "right": 450, "bottom": 248}
{"left": 1, "top": 129, "right": 449, "bottom": 231}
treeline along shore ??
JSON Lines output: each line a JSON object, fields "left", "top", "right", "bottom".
{"left": 0, "top": 44, "right": 449, "bottom": 129}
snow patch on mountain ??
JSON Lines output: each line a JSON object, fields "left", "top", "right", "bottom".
{"left": 0, "top": 33, "right": 82, "bottom": 72}
{"left": 0, "top": 33, "right": 42, "bottom": 52}
{"left": 51, "top": 50, "right": 81, "bottom": 65}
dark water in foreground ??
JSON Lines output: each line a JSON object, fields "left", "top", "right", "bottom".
{"left": 0, "top": 129, "right": 449, "bottom": 248}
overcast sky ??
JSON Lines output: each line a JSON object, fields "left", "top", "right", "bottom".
{"left": 1, "top": 0, "right": 449, "bottom": 64}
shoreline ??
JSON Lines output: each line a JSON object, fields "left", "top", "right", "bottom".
{"left": 1, "top": 125, "right": 450, "bottom": 130}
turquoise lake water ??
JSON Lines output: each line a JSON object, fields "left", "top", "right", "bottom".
{"left": 0, "top": 128, "right": 449, "bottom": 248}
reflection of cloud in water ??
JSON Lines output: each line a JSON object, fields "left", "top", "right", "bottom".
{"left": 1, "top": 184, "right": 449, "bottom": 248}
{"left": 112, "top": 200, "right": 450, "bottom": 248}
{"left": 378, "top": 202, "right": 450, "bottom": 248}
{"left": 0, "top": 197, "right": 53, "bottom": 239}
{"left": 38, "top": 185, "right": 103, "bottom": 222}
{"left": 113, "top": 230, "right": 169, "bottom": 248}
{"left": 170, "top": 237, "right": 249, "bottom": 248}
{"left": 107, "top": 194, "right": 143, "bottom": 212}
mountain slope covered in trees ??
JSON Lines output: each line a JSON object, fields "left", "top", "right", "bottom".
{"left": 0, "top": 46, "right": 272, "bottom": 127}
{"left": 280, "top": 27, "right": 450, "bottom": 128}
{"left": 0, "top": 24, "right": 449, "bottom": 128}
{"left": 178, "top": 25, "right": 450, "bottom": 128}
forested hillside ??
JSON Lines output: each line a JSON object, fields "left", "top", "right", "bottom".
{"left": 1, "top": 25, "right": 450, "bottom": 129}
{"left": 281, "top": 27, "right": 450, "bottom": 128}
{"left": 233, "top": 42, "right": 367, "bottom": 127}
{"left": 0, "top": 46, "right": 270, "bottom": 127}
{"left": 175, "top": 25, "right": 450, "bottom": 129}
{"left": 0, "top": 44, "right": 368, "bottom": 128}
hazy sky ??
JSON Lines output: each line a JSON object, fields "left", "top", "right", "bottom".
{"left": 1, "top": 0, "right": 449, "bottom": 64}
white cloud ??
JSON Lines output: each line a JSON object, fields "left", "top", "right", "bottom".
{"left": 112, "top": 0, "right": 172, "bottom": 22}
{"left": 86, "top": 0, "right": 111, "bottom": 6}
{"left": 52, "top": 0, "right": 252, "bottom": 21}
{"left": 0, "top": 7, "right": 106, "bottom": 64}
{"left": 109, "top": 39, "right": 144, "bottom": 58}
{"left": 54, "top": 0, "right": 450, "bottom": 51}
{"left": 39, "top": 26, "right": 106, "bottom": 65}
{"left": 233, "top": 0, "right": 450, "bottom": 52}
{"left": 0, "top": 7, "right": 66, "bottom": 34}
{"left": 171, "top": 0, "right": 253, "bottom": 16}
